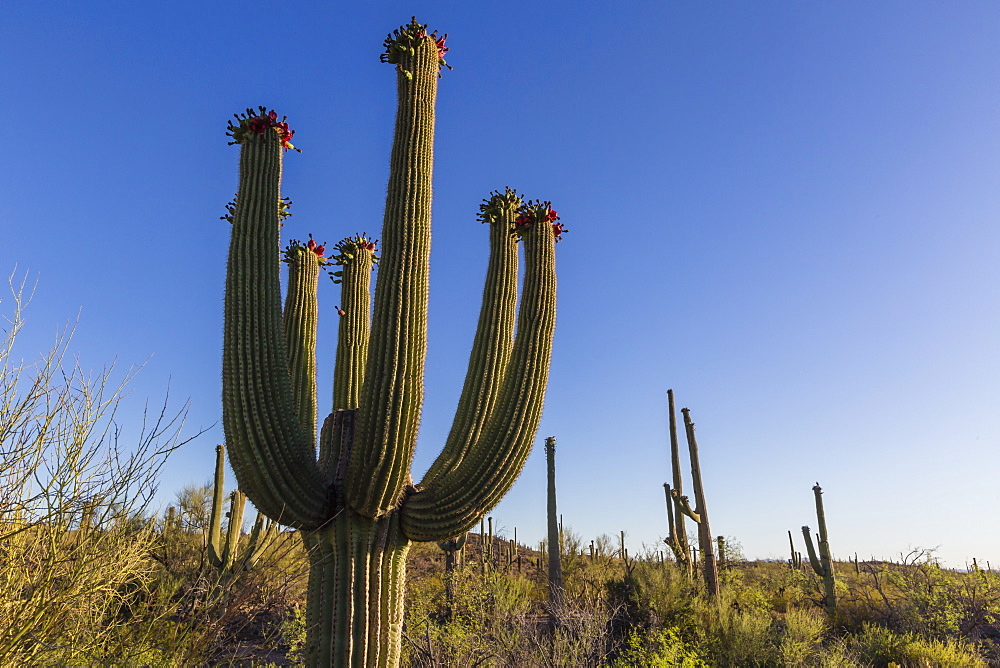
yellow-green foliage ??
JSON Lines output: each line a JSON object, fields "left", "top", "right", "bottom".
{"left": 846, "top": 623, "right": 986, "bottom": 667}
{"left": 0, "top": 281, "right": 191, "bottom": 664}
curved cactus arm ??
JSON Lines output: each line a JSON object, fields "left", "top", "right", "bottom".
{"left": 242, "top": 510, "right": 278, "bottom": 568}
{"left": 346, "top": 23, "right": 440, "bottom": 518}
{"left": 330, "top": 236, "right": 378, "bottom": 412}
{"left": 282, "top": 237, "right": 327, "bottom": 440}
{"left": 801, "top": 525, "right": 824, "bottom": 577}
{"left": 223, "top": 108, "right": 330, "bottom": 530}
{"left": 419, "top": 190, "right": 520, "bottom": 487}
{"left": 207, "top": 444, "right": 226, "bottom": 568}
{"left": 400, "top": 202, "right": 559, "bottom": 541}
{"left": 672, "top": 490, "right": 701, "bottom": 523}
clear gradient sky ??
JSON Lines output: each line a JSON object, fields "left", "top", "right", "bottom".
{"left": 3, "top": 2, "right": 998, "bottom": 567}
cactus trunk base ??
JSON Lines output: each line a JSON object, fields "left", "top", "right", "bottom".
{"left": 303, "top": 512, "right": 411, "bottom": 667}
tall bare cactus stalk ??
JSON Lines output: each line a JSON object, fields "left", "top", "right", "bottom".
{"left": 663, "top": 389, "right": 691, "bottom": 574}
{"left": 221, "top": 19, "right": 561, "bottom": 666}
{"left": 666, "top": 397, "right": 719, "bottom": 597}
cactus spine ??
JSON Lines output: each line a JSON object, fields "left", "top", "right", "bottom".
{"left": 221, "top": 19, "right": 559, "bottom": 666}
{"left": 544, "top": 436, "right": 563, "bottom": 608}
{"left": 802, "top": 483, "right": 837, "bottom": 615}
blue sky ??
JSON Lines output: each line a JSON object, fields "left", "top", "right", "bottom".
{"left": 3, "top": 2, "right": 998, "bottom": 567}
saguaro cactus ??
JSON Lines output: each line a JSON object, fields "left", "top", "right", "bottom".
{"left": 206, "top": 445, "right": 279, "bottom": 574}
{"left": 663, "top": 389, "right": 691, "bottom": 573}
{"left": 544, "top": 436, "right": 563, "bottom": 609}
{"left": 802, "top": 483, "right": 837, "bottom": 615}
{"left": 221, "top": 19, "right": 560, "bottom": 666}
{"left": 668, "top": 404, "right": 720, "bottom": 597}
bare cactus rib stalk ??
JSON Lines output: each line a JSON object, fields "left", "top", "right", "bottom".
{"left": 669, "top": 405, "right": 720, "bottom": 597}
{"left": 663, "top": 389, "right": 691, "bottom": 573}
{"left": 221, "top": 19, "right": 560, "bottom": 666}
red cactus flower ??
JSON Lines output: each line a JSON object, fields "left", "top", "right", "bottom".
{"left": 337, "top": 309, "right": 346, "bottom": 316}
{"left": 307, "top": 239, "right": 316, "bottom": 251}
{"left": 547, "top": 209, "right": 558, "bottom": 221}
{"left": 552, "top": 222, "right": 567, "bottom": 241}
{"left": 247, "top": 116, "right": 270, "bottom": 134}
{"left": 268, "top": 110, "right": 278, "bottom": 122}
{"left": 314, "top": 245, "right": 326, "bottom": 256}
{"left": 436, "top": 36, "right": 448, "bottom": 58}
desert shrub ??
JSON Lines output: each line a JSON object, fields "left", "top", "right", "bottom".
{"left": 776, "top": 606, "right": 827, "bottom": 666}
{"left": 0, "top": 278, "right": 193, "bottom": 664}
{"left": 846, "top": 622, "right": 986, "bottom": 667}
{"left": 611, "top": 626, "right": 707, "bottom": 667}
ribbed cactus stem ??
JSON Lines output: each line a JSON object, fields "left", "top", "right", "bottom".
{"left": 207, "top": 445, "right": 227, "bottom": 568}
{"left": 400, "top": 200, "right": 558, "bottom": 540}
{"left": 331, "top": 236, "right": 377, "bottom": 412}
{"left": 344, "top": 23, "right": 439, "bottom": 518}
{"left": 207, "top": 443, "right": 277, "bottom": 573}
{"left": 283, "top": 239, "right": 325, "bottom": 439}
{"left": 544, "top": 436, "right": 563, "bottom": 607}
{"left": 223, "top": 108, "right": 328, "bottom": 529}
{"left": 222, "top": 490, "right": 247, "bottom": 570}
{"left": 421, "top": 189, "right": 520, "bottom": 485}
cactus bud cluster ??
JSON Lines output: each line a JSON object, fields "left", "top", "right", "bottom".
{"left": 513, "top": 201, "right": 566, "bottom": 242}
{"left": 227, "top": 106, "right": 300, "bottom": 152}
{"left": 380, "top": 16, "right": 451, "bottom": 76}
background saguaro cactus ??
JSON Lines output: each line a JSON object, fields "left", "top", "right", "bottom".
{"left": 221, "top": 19, "right": 560, "bottom": 666}
{"left": 667, "top": 400, "right": 720, "bottom": 597}
{"left": 544, "top": 436, "right": 564, "bottom": 611}
{"left": 802, "top": 482, "right": 837, "bottom": 615}
{"left": 663, "top": 389, "right": 692, "bottom": 574}
{"left": 206, "top": 445, "right": 278, "bottom": 574}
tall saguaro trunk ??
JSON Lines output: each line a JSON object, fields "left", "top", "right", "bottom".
{"left": 802, "top": 483, "right": 837, "bottom": 615}
{"left": 221, "top": 19, "right": 561, "bottom": 667}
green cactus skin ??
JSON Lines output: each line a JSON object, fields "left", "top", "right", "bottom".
{"left": 282, "top": 237, "right": 327, "bottom": 439}
{"left": 207, "top": 444, "right": 279, "bottom": 574}
{"left": 221, "top": 19, "right": 559, "bottom": 666}
{"left": 802, "top": 483, "right": 837, "bottom": 615}
{"left": 544, "top": 436, "right": 563, "bottom": 607}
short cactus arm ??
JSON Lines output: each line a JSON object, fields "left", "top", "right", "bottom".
{"left": 207, "top": 444, "right": 226, "bottom": 568}
{"left": 419, "top": 190, "right": 520, "bottom": 486}
{"left": 672, "top": 490, "right": 701, "bottom": 523}
{"left": 802, "top": 525, "right": 824, "bottom": 576}
{"left": 282, "top": 239, "right": 326, "bottom": 440}
{"left": 223, "top": 490, "right": 247, "bottom": 570}
{"left": 318, "top": 236, "right": 376, "bottom": 477}
{"left": 346, "top": 30, "right": 439, "bottom": 518}
{"left": 401, "top": 203, "right": 558, "bottom": 541}
{"left": 223, "top": 110, "right": 329, "bottom": 529}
